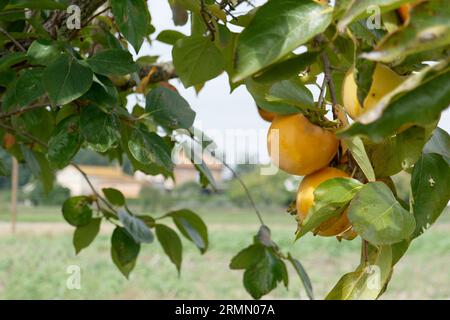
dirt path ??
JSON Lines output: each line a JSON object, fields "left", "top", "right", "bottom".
{"left": 1, "top": 221, "right": 448, "bottom": 236}
{"left": 0, "top": 222, "right": 294, "bottom": 236}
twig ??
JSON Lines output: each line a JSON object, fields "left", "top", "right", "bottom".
{"left": 200, "top": 0, "right": 216, "bottom": 41}
{"left": 223, "top": 162, "right": 265, "bottom": 226}
{"left": 84, "top": 6, "right": 111, "bottom": 26}
{"left": 362, "top": 239, "right": 369, "bottom": 265}
{"left": 71, "top": 163, "right": 117, "bottom": 213}
{"left": 0, "top": 120, "right": 117, "bottom": 215}
{"left": 321, "top": 52, "right": 338, "bottom": 119}
{"left": 0, "top": 102, "right": 50, "bottom": 120}
{"left": 0, "top": 26, "right": 26, "bottom": 52}
{"left": 68, "top": 6, "right": 112, "bottom": 41}
{"left": 0, "top": 122, "right": 47, "bottom": 147}
{"left": 317, "top": 74, "right": 327, "bottom": 110}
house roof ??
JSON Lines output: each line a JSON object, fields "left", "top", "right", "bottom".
{"left": 76, "top": 165, "right": 137, "bottom": 182}
{"left": 175, "top": 151, "right": 223, "bottom": 171}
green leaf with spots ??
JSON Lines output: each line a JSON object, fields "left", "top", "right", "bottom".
{"left": 62, "top": 196, "right": 93, "bottom": 227}
{"left": 411, "top": 153, "right": 450, "bottom": 238}
{"left": 348, "top": 182, "right": 416, "bottom": 245}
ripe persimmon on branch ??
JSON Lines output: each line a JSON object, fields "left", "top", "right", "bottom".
{"left": 0, "top": 0, "right": 449, "bottom": 300}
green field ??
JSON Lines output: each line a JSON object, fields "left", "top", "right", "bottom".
{"left": 0, "top": 206, "right": 449, "bottom": 300}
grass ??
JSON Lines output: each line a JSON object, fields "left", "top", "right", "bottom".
{"left": 0, "top": 206, "right": 449, "bottom": 299}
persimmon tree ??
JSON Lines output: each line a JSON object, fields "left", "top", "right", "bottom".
{"left": 0, "top": 0, "right": 449, "bottom": 300}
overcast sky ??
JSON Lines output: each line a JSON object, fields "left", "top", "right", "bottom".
{"left": 132, "top": 1, "right": 450, "bottom": 164}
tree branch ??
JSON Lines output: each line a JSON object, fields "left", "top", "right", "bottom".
{"left": 0, "top": 26, "right": 26, "bottom": 52}
{"left": 0, "top": 102, "right": 50, "bottom": 120}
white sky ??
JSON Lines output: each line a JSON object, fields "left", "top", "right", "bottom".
{"left": 132, "top": 1, "right": 450, "bottom": 164}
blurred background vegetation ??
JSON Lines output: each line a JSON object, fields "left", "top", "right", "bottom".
{"left": 0, "top": 149, "right": 447, "bottom": 300}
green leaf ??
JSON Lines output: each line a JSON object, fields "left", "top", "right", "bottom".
{"left": 337, "top": 0, "right": 411, "bottom": 33}
{"left": 296, "top": 178, "right": 364, "bottom": 239}
{"left": 348, "top": 182, "right": 416, "bottom": 245}
{"left": 156, "top": 29, "right": 186, "bottom": 45}
{"left": 80, "top": 104, "right": 119, "bottom": 152}
{"left": 0, "top": 52, "right": 27, "bottom": 70}
{"left": 12, "top": 108, "right": 55, "bottom": 143}
{"left": 424, "top": 127, "right": 450, "bottom": 164}
{"left": 21, "top": 147, "right": 54, "bottom": 194}
{"left": 243, "top": 249, "right": 287, "bottom": 300}
{"left": 233, "top": 0, "right": 332, "bottom": 81}
{"left": 43, "top": 54, "right": 93, "bottom": 106}
{"left": 326, "top": 245, "right": 393, "bottom": 300}
{"left": 340, "top": 69, "right": 450, "bottom": 142}
{"left": 62, "top": 196, "right": 93, "bottom": 227}
{"left": 411, "top": 153, "right": 450, "bottom": 238}
{"left": 165, "top": 209, "right": 208, "bottom": 254}
{"left": 73, "top": 218, "right": 101, "bottom": 254}
{"left": 349, "top": 60, "right": 448, "bottom": 126}
{"left": 230, "top": 243, "right": 266, "bottom": 270}
{"left": 172, "top": 36, "right": 225, "bottom": 87}
{"left": 253, "top": 51, "right": 319, "bottom": 84}
{"left": 365, "top": 126, "right": 429, "bottom": 177}
{"left": 128, "top": 126, "right": 174, "bottom": 172}
{"left": 118, "top": 209, "right": 154, "bottom": 244}
{"left": 362, "top": 1, "right": 450, "bottom": 63}
{"left": 145, "top": 86, "right": 196, "bottom": 130}
{"left": 87, "top": 49, "right": 138, "bottom": 76}
{"left": 266, "top": 79, "right": 314, "bottom": 108}
{"left": 14, "top": 68, "right": 45, "bottom": 107}
{"left": 287, "top": 253, "right": 314, "bottom": 300}
{"left": 245, "top": 78, "right": 300, "bottom": 115}
{"left": 83, "top": 76, "right": 118, "bottom": 109}
{"left": 111, "top": 226, "right": 141, "bottom": 278}
{"left": 103, "top": 188, "right": 125, "bottom": 207}
{"left": 27, "top": 39, "right": 61, "bottom": 66}
{"left": 344, "top": 136, "right": 375, "bottom": 181}
{"left": 47, "top": 115, "right": 81, "bottom": 169}
{"left": 355, "top": 58, "right": 376, "bottom": 107}
{"left": 155, "top": 224, "right": 183, "bottom": 273}
{"left": 110, "top": 0, "right": 151, "bottom": 52}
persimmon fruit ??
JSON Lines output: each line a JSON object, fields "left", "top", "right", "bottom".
{"left": 296, "top": 167, "right": 356, "bottom": 238}
{"left": 267, "top": 114, "right": 339, "bottom": 176}
{"left": 342, "top": 64, "right": 403, "bottom": 120}
{"left": 257, "top": 107, "right": 276, "bottom": 122}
